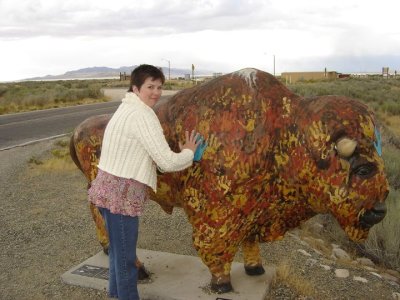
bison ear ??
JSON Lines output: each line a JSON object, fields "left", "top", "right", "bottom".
{"left": 335, "top": 137, "right": 357, "bottom": 158}
{"left": 303, "top": 123, "right": 335, "bottom": 170}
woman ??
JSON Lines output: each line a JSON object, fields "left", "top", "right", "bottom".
{"left": 88, "top": 64, "right": 200, "bottom": 299}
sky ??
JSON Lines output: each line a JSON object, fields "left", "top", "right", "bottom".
{"left": 0, "top": 0, "right": 399, "bottom": 81}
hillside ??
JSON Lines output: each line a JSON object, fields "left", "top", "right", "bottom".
{"left": 25, "top": 65, "right": 216, "bottom": 80}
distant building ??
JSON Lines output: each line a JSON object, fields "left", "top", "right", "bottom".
{"left": 185, "top": 73, "right": 222, "bottom": 81}
{"left": 281, "top": 71, "right": 338, "bottom": 83}
{"left": 382, "top": 67, "right": 389, "bottom": 78}
{"left": 119, "top": 72, "right": 130, "bottom": 81}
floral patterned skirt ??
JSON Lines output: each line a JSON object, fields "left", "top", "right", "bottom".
{"left": 88, "top": 169, "right": 149, "bottom": 217}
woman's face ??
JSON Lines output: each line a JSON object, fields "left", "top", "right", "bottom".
{"left": 133, "top": 77, "right": 163, "bottom": 108}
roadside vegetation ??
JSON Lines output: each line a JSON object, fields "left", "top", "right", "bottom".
{"left": 285, "top": 77, "right": 400, "bottom": 135}
{"left": 0, "top": 80, "right": 110, "bottom": 115}
{"left": 0, "top": 79, "right": 198, "bottom": 115}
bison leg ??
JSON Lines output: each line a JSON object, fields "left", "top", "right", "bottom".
{"left": 136, "top": 258, "right": 150, "bottom": 280}
{"left": 210, "top": 274, "right": 232, "bottom": 294}
{"left": 89, "top": 202, "right": 109, "bottom": 252}
{"left": 242, "top": 235, "right": 265, "bottom": 276}
{"left": 192, "top": 225, "right": 239, "bottom": 293}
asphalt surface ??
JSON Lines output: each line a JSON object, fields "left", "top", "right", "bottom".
{"left": 0, "top": 89, "right": 176, "bottom": 151}
{"left": 0, "top": 101, "right": 119, "bottom": 150}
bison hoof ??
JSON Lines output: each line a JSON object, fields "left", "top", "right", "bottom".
{"left": 244, "top": 265, "right": 265, "bottom": 276}
{"left": 138, "top": 265, "right": 150, "bottom": 281}
{"left": 211, "top": 282, "right": 233, "bottom": 294}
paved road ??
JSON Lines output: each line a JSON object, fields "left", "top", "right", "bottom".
{"left": 0, "top": 101, "right": 119, "bottom": 150}
{"left": 0, "top": 89, "right": 176, "bottom": 151}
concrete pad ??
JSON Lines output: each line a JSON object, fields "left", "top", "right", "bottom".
{"left": 62, "top": 248, "right": 275, "bottom": 300}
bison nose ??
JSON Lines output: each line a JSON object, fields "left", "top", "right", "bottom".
{"left": 359, "top": 202, "right": 387, "bottom": 228}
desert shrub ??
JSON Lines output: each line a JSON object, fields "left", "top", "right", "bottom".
{"left": 0, "top": 80, "right": 106, "bottom": 114}
{"left": 86, "top": 85, "right": 103, "bottom": 98}
{"left": 28, "top": 156, "right": 43, "bottom": 165}
{"left": 50, "top": 148, "right": 68, "bottom": 158}
{"left": 54, "top": 139, "right": 69, "bottom": 148}
{"left": 74, "top": 81, "right": 90, "bottom": 89}
{"left": 382, "top": 144, "right": 400, "bottom": 189}
{"left": 62, "top": 82, "right": 72, "bottom": 88}
{"left": 286, "top": 77, "right": 400, "bottom": 116}
{"left": 162, "top": 82, "right": 174, "bottom": 90}
{"left": 29, "top": 137, "right": 76, "bottom": 171}
{"left": 364, "top": 189, "right": 400, "bottom": 270}
{"left": 102, "top": 79, "right": 130, "bottom": 88}
{"left": 162, "top": 79, "right": 196, "bottom": 90}
{"left": 381, "top": 100, "right": 400, "bottom": 116}
{"left": 0, "top": 85, "right": 7, "bottom": 97}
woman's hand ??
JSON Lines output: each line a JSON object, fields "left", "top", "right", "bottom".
{"left": 179, "top": 130, "right": 200, "bottom": 153}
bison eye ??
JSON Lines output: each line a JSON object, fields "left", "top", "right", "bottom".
{"left": 353, "top": 163, "right": 377, "bottom": 178}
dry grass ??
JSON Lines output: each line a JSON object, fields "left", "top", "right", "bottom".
{"left": 286, "top": 77, "right": 400, "bottom": 116}
{"left": 364, "top": 189, "right": 400, "bottom": 270}
{"left": 28, "top": 138, "right": 76, "bottom": 172}
{"left": 37, "top": 156, "right": 77, "bottom": 171}
{"left": 0, "top": 80, "right": 109, "bottom": 115}
{"left": 381, "top": 114, "right": 400, "bottom": 137}
{"left": 273, "top": 260, "right": 315, "bottom": 297}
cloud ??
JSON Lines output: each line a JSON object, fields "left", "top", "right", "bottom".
{"left": 0, "top": 0, "right": 271, "bottom": 38}
{"left": 0, "top": 0, "right": 399, "bottom": 81}
{"left": 1, "top": 0, "right": 398, "bottom": 42}
{"left": 0, "top": 0, "right": 362, "bottom": 38}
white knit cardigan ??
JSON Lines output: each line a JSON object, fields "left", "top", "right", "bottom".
{"left": 97, "top": 92, "right": 194, "bottom": 192}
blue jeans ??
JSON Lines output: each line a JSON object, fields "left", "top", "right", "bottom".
{"left": 99, "top": 207, "right": 139, "bottom": 300}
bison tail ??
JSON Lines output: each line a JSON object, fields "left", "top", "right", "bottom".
{"left": 69, "top": 133, "right": 83, "bottom": 173}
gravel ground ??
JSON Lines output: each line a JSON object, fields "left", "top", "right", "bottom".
{"left": 1, "top": 137, "right": 400, "bottom": 300}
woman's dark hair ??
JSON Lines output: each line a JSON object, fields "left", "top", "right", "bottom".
{"left": 128, "top": 64, "right": 165, "bottom": 92}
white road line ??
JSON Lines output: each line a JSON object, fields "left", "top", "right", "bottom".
{"left": 0, "top": 133, "right": 70, "bottom": 151}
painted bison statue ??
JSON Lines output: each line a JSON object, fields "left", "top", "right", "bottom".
{"left": 70, "top": 68, "right": 389, "bottom": 293}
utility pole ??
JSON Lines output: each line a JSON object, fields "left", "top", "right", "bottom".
{"left": 264, "top": 52, "right": 275, "bottom": 76}
{"left": 273, "top": 54, "right": 275, "bottom": 76}
{"left": 162, "top": 59, "right": 171, "bottom": 80}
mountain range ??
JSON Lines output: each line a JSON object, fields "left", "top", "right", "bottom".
{"left": 26, "top": 65, "right": 217, "bottom": 80}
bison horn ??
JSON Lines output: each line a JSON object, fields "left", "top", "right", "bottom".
{"left": 336, "top": 138, "right": 357, "bottom": 157}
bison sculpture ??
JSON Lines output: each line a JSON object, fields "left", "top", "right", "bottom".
{"left": 70, "top": 68, "right": 389, "bottom": 293}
